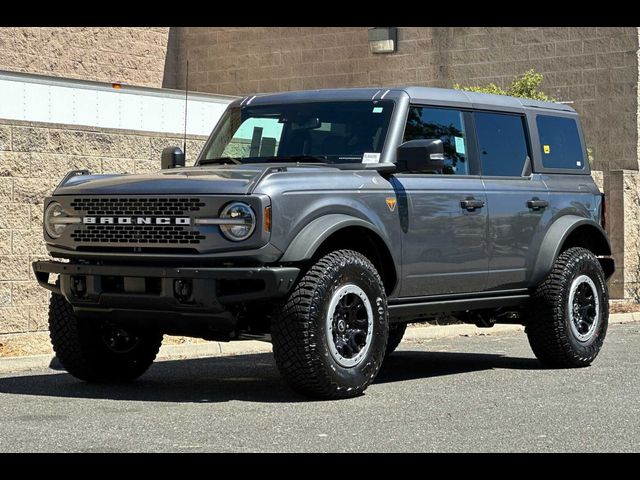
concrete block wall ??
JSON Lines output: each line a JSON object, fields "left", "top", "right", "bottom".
{"left": 0, "top": 119, "right": 206, "bottom": 335}
{"left": 0, "top": 27, "right": 172, "bottom": 88}
{"left": 606, "top": 169, "right": 640, "bottom": 300}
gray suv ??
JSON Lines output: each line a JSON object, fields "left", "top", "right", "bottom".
{"left": 33, "top": 87, "right": 614, "bottom": 399}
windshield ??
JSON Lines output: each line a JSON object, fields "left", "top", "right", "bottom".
{"left": 200, "top": 101, "right": 394, "bottom": 165}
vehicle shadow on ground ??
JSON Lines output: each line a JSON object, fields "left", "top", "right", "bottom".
{"left": 0, "top": 350, "right": 543, "bottom": 403}
{"left": 377, "top": 351, "right": 541, "bottom": 384}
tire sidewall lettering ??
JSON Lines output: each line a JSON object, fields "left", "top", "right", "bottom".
{"left": 563, "top": 254, "right": 607, "bottom": 350}
{"left": 316, "top": 259, "right": 387, "bottom": 385}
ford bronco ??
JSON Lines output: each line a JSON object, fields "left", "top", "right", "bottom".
{"left": 33, "top": 87, "right": 614, "bottom": 399}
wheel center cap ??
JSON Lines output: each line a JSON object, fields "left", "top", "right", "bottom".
{"left": 337, "top": 319, "right": 346, "bottom": 333}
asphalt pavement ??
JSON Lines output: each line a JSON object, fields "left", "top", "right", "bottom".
{"left": 0, "top": 322, "right": 638, "bottom": 452}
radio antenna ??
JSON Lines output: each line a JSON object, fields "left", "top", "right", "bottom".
{"left": 183, "top": 60, "right": 189, "bottom": 158}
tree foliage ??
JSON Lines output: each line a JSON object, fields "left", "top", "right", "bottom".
{"left": 454, "top": 69, "right": 554, "bottom": 102}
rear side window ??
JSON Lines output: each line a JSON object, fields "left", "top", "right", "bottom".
{"left": 474, "top": 112, "right": 529, "bottom": 177}
{"left": 536, "top": 115, "right": 585, "bottom": 170}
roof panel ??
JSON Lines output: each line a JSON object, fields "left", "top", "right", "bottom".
{"left": 242, "top": 86, "right": 575, "bottom": 113}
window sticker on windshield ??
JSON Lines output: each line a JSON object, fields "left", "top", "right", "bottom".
{"left": 362, "top": 153, "right": 380, "bottom": 164}
{"left": 576, "top": 161, "right": 582, "bottom": 167}
{"left": 543, "top": 145, "right": 551, "bottom": 154}
{"left": 372, "top": 107, "right": 383, "bottom": 113}
{"left": 454, "top": 136, "right": 466, "bottom": 155}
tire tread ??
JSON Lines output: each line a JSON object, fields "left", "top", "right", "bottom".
{"left": 525, "top": 247, "right": 608, "bottom": 368}
{"left": 272, "top": 249, "right": 387, "bottom": 399}
{"left": 49, "top": 293, "right": 161, "bottom": 382}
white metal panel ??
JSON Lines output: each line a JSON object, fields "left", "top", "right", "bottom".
{"left": 201, "top": 102, "right": 228, "bottom": 134}
{"left": 74, "top": 88, "right": 99, "bottom": 127}
{"left": 118, "top": 92, "right": 144, "bottom": 131}
{"left": 23, "top": 82, "right": 50, "bottom": 123}
{"left": 95, "top": 89, "right": 117, "bottom": 127}
{"left": 163, "top": 97, "right": 186, "bottom": 134}
{"left": 0, "top": 71, "right": 235, "bottom": 136}
{"left": 0, "top": 79, "right": 25, "bottom": 120}
{"left": 186, "top": 99, "right": 201, "bottom": 134}
{"left": 140, "top": 95, "right": 165, "bottom": 133}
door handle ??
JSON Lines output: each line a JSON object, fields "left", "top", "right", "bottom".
{"left": 527, "top": 199, "right": 549, "bottom": 210}
{"left": 460, "top": 197, "right": 485, "bottom": 212}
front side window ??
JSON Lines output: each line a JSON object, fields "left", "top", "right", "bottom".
{"left": 201, "top": 101, "right": 394, "bottom": 165}
{"left": 537, "top": 115, "right": 585, "bottom": 170}
{"left": 475, "top": 112, "right": 529, "bottom": 177}
{"left": 403, "top": 106, "right": 469, "bottom": 175}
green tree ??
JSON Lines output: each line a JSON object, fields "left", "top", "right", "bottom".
{"left": 454, "top": 69, "right": 554, "bottom": 102}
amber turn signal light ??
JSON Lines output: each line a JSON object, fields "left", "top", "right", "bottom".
{"left": 264, "top": 206, "right": 271, "bottom": 232}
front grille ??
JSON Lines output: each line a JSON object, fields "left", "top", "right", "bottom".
{"left": 69, "top": 197, "right": 205, "bottom": 215}
{"left": 70, "top": 225, "right": 205, "bottom": 244}
{"left": 69, "top": 197, "right": 207, "bottom": 246}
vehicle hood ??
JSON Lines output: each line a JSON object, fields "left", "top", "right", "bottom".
{"left": 53, "top": 164, "right": 337, "bottom": 196}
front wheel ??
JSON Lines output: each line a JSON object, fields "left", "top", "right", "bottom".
{"left": 49, "top": 293, "right": 163, "bottom": 382}
{"left": 385, "top": 323, "right": 407, "bottom": 357}
{"left": 525, "top": 247, "right": 608, "bottom": 368}
{"left": 271, "top": 250, "right": 388, "bottom": 399}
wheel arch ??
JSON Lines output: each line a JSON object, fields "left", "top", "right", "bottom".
{"left": 280, "top": 214, "right": 399, "bottom": 295}
{"left": 530, "top": 216, "right": 614, "bottom": 287}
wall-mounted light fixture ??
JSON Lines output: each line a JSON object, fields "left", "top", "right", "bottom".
{"left": 368, "top": 27, "right": 397, "bottom": 54}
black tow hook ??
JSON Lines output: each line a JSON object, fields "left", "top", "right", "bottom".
{"left": 71, "top": 276, "right": 87, "bottom": 298}
{"left": 174, "top": 279, "right": 193, "bottom": 303}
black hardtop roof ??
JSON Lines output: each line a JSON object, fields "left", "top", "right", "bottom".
{"left": 240, "top": 86, "right": 575, "bottom": 114}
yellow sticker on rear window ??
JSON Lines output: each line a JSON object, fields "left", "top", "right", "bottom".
{"left": 543, "top": 145, "right": 551, "bottom": 154}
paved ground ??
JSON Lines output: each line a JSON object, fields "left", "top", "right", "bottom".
{"left": 0, "top": 322, "right": 638, "bottom": 452}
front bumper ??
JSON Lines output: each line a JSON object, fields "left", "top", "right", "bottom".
{"left": 33, "top": 260, "right": 299, "bottom": 317}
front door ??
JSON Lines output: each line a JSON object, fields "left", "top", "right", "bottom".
{"left": 395, "top": 105, "right": 488, "bottom": 298}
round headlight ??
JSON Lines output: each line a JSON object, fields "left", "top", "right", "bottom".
{"left": 219, "top": 202, "right": 256, "bottom": 241}
{"left": 44, "top": 202, "right": 78, "bottom": 239}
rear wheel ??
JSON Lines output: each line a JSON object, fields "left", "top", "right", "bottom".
{"left": 271, "top": 249, "right": 388, "bottom": 399}
{"left": 49, "top": 293, "right": 162, "bottom": 382}
{"left": 525, "top": 247, "right": 608, "bottom": 367}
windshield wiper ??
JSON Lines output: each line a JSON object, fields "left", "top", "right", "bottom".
{"left": 267, "top": 155, "right": 330, "bottom": 163}
{"left": 199, "top": 156, "right": 243, "bottom": 165}
{"left": 200, "top": 155, "right": 330, "bottom": 165}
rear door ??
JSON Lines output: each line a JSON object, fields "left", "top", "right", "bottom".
{"left": 394, "top": 105, "right": 488, "bottom": 297}
{"left": 475, "top": 111, "right": 550, "bottom": 291}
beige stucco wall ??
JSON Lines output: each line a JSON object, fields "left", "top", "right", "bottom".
{"left": 0, "top": 27, "right": 173, "bottom": 87}
{"left": 0, "top": 119, "right": 206, "bottom": 335}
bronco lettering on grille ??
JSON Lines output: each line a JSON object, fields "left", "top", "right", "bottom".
{"left": 83, "top": 217, "right": 191, "bottom": 225}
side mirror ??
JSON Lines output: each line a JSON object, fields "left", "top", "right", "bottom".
{"left": 161, "top": 146, "right": 186, "bottom": 169}
{"left": 396, "top": 139, "right": 445, "bottom": 173}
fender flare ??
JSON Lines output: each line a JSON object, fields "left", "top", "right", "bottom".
{"left": 280, "top": 214, "right": 391, "bottom": 263}
{"left": 530, "top": 215, "right": 612, "bottom": 286}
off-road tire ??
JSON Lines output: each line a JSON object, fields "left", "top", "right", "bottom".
{"left": 525, "top": 247, "right": 608, "bottom": 368}
{"left": 49, "top": 293, "right": 163, "bottom": 382}
{"left": 271, "top": 250, "right": 388, "bottom": 399}
{"left": 385, "top": 323, "right": 407, "bottom": 357}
